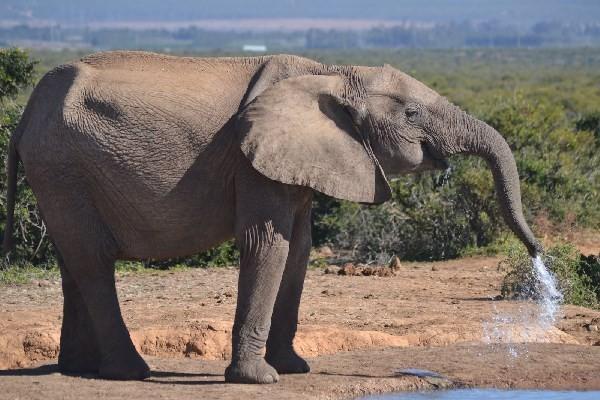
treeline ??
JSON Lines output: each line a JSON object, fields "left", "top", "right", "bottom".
{"left": 3, "top": 20, "right": 600, "bottom": 51}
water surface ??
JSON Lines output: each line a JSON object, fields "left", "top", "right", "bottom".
{"left": 362, "top": 389, "right": 600, "bottom": 400}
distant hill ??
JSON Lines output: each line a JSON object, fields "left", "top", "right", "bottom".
{"left": 2, "top": 0, "right": 600, "bottom": 27}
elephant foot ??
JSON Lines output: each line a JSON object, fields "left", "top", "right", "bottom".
{"left": 58, "top": 351, "right": 100, "bottom": 375}
{"left": 58, "top": 337, "right": 102, "bottom": 376}
{"left": 225, "top": 358, "right": 279, "bottom": 384}
{"left": 98, "top": 350, "right": 150, "bottom": 380}
{"left": 266, "top": 349, "right": 310, "bottom": 374}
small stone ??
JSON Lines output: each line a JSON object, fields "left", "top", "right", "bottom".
{"left": 324, "top": 265, "right": 340, "bottom": 275}
{"left": 338, "top": 263, "right": 357, "bottom": 276}
{"left": 586, "top": 324, "right": 599, "bottom": 332}
{"left": 363, "top": 293, "right": 375, "bottom": 299}
{"left": 389, "top": 256, "right": 402, "bottom": 271}
{"left": 361, "top": 266, "right": 375, "bottom": 276}
{"left": 316, "top": 245, "right": 334, "bottom": 258}
{"left": 431, "top": 266, "right": 438, "bottom": 271}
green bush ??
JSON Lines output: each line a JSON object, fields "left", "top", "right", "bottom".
{"left": 578, "top": 254, "right": 600, "bottom": 302}
{"left": 0, "top": 47, "right": 36, "bottom": 99}
{"left": 500, "top": 242, "right": 599, "bottom": 309}
{"left": 481, "top": 94, "right": 600, "bottom": 227}
{"left": 141, "top": 240, "right": 239, "bottom": 269}
{"left": 576, "top": 111, "right": 600, "bottom": 143}
{"left": 0, "top": 48, "right": 52, "bottom": 265}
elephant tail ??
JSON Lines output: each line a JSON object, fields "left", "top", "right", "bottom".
{"left": 3, "top": 131, "right": 20, "bottom": 253}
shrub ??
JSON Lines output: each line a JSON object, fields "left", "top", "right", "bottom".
{"left": 576, "top": 111, "right": 600, "bottom": 143}
{"left": 578, "top": 254, "right": 600, "bottom": 302}
{"left": 0, "top": 48, "right": 36, "bottom": 99}
{"left": 0, "top": 49, "right": 52, "bottom": 265}
{"left": 500, "top": 242, "right": 599, "bottom": 309}
{"left": 142, "top": 240, "right": 239, "bottom": 269}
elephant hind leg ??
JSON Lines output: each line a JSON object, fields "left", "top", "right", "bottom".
{"left": 53, "top": 224, "right": 149, "bottom": 380}
{"left": 57, "top": 251, "right": 101, "bottom": 374}
{"left": 36, "top": 183, "right": 149, "bottom": 380}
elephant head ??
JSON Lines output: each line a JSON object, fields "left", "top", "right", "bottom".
{"left": 237, "top": 63, "right": 541, "bottom": 257}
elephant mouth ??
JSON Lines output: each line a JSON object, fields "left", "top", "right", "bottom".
{"left": 422, "top": 143, "right": 450, "bottom": 170}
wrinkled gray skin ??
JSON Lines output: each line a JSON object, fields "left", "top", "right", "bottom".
{"left": 3, "top": 52, "right": 541, "bottom": 384}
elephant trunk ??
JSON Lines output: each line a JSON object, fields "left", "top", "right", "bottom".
{"left": 429, "top": 101, "right": 541, "bottom": 257}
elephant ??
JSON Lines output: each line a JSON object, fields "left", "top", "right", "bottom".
{"left": 3, "top": 52, "right": 541, "bottom": 384}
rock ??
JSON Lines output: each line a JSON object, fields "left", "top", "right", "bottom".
{"left": 324, "top": 265, "right": 340, "bottom": 275}
{"left": 337, "top": 262, "right": 398, "bottom": 277}
{"left": 378, "top": 267, "right": 394, "bottom": 277}
{"left": 338, "top": 263, "right": 357, "bottom": 276}
{"left": 389, "top": 256, "right": 402, "bottom": 271}
{"left": 316, "top": 245, "right": 334, "bottom": 258}
{"left": 361, "top": 266, "right": 375, "bottom": 276}
{"left": 321, "top": 289, "right": 340, "bottom": 297}
{"left": 363, "top": 266, "right": 394, "bottom": 277}
{"left": 431, "top": 266, "right": 438, "bottom": 271}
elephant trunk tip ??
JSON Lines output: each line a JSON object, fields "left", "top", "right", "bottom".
{"left": 526, "top": 239, "right": 544, "bottom": 258}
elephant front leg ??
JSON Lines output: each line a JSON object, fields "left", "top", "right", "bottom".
{"left": 265, "top": 201, "right": 312, "bottom": 374}
{"left": 225, "top": 220, "right": 292, "bottom": 384}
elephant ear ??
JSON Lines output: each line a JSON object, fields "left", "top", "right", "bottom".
{"left": 237, "top": 74, "right": 391, "bottom": 204}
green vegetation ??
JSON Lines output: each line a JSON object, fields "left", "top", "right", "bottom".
{"left": 0, "top": 48, "right": 51, "bottom": 266}
{"left": 501, "top": 242, "right": 600, "bottom": 309}
{"left": 0, "top": 47, "right": 599, "bottom": 288}
{"left": 0, "top": 261, "right": 58, "bottom": 285}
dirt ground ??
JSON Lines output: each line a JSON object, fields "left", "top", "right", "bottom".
{"left": 1, "top": 254, "right": 600, "bottom": 399}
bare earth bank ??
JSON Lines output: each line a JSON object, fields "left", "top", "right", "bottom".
{"left": 1, "top": 256, "right": 599, "bottom": 399}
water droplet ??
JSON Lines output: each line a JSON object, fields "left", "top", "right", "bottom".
{"left": 532, "top": 255, "right": 563, "bottom": 328}
{"left": 482, "top": 256, "right": 563, "bottom": 357}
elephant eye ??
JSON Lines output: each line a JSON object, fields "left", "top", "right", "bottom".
{"left": 405, "top": 105, "right": 419, "bottom": 122}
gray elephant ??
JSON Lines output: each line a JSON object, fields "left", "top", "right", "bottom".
{"left": 3, "top": 52, "right": 540, "bottom": 384}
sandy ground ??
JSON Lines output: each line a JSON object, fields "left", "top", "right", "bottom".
{"left": 1, "top": 255, "right": 600, "bottom": 399}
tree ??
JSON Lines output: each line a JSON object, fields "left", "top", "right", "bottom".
{"left": 0, "top": 48, "right": 50, "bottom": 265}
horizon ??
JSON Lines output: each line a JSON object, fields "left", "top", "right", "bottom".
{"left": 2, "top": 0, "right": 600, "bottom": 28}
